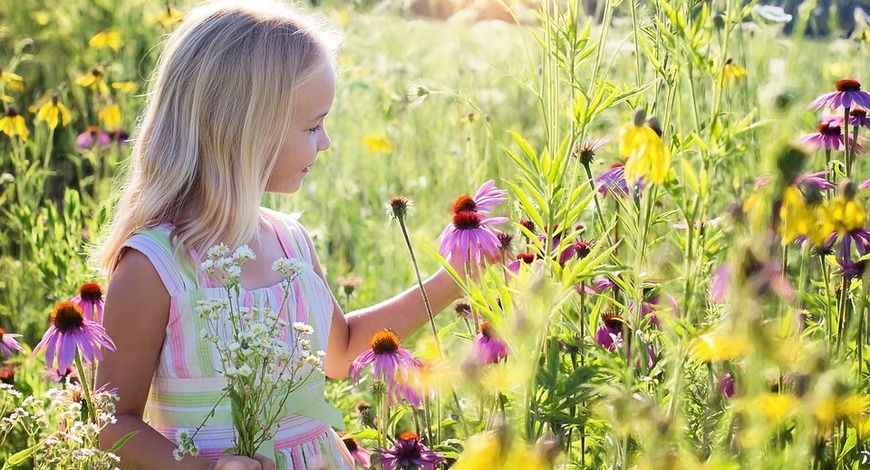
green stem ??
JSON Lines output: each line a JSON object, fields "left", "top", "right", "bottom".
{"left": 397, "top": 216, "right": 442, "bottom": 358}
{"left": 74, "top": 352, "right": 97, "bottom": 425}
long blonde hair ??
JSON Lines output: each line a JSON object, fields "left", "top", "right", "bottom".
{"left": 96, "top": 0, "right": 334, "bottom": 276}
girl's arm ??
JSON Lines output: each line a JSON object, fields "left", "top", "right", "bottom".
{"left": 96, "top": 250, "right": 215, "bottom": 469}
{"left": 300, "top": 230, "right": 465, "bottom": 379}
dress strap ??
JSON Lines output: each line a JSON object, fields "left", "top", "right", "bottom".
{"left": 118, "top": 225, "right": 199, "bottom": 297}
{"left": 262, "top": 209, "right": 307, "bottom": 263}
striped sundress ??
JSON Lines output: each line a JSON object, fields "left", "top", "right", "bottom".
{"left": 120, "top": 208, "right": 354, "bottom": 469}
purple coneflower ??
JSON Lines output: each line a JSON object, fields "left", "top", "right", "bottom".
{"left": 808, "top": 79, "right": 870, "bottom": 110}
{"left": 720, "top": 373, "right": 736, "bottom": 398}
{"left": 470, "top": 180, "right": 507, "bottom": 214}
{"left": 377, "top": 431, "right": 443, "bottom": 470}
{"left": 507, "top": 252, "right": 536, "bottom": 273}
{"left": 847, "top": 107, "right": 870, "bottom": 129}
{"left": 795, "top": 171, "right": 836, "bottom": 190}
{"left": 32, "top": 301, "right": 116, "bottom": 371}
{"left": 349, "top": 330, "right": 416, "bottom": 389}
{"left": 471, "top": 322, "right": 509, "bottom": 365}
{"left": 595, "top": 314, "right": 624, "bottom": 351}
{"left": 0, "top": 327, "right": 25, "bottom": 358}
{"left": 438, "top": 211, "right": 508, "bottom": 264}
{"left": 72, "top": 283, "right": 105, "bottom": 323}
{"left": 595, "top": 163, "right": 633, "bottom": 198}
{"left": 576, "top": 136, "right": 608, "bottom": 164}
{"left": 342, "top": 434, "right": 372, "bottom": 469}
{"left": 795, "top": 118, "right": 864, "bottom": 152}
{"left": 75, "top": 126, "right": 111, "bottom": 149}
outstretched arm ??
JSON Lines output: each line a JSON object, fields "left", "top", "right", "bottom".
{"left": 301, "top": 230, "right": 464, "bottom": 379}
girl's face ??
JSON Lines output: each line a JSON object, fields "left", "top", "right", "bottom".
{"left": 266, "top": 64, "right": 335, "bottom": 194}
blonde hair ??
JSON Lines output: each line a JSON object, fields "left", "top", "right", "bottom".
{"left": 96, "top": 0, "right": 334, "bottom": 276}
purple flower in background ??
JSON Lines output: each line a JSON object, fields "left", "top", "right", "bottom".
{"left": 720, "top": 373, "right": 736, "bottom": 398}
{"left": 808, "top": 79, "right": 870, "bottom": 110}
{"left": 507, "top": 252, "right": 537, "bottom": 273}
{"left": 33, "top": 301, "right": 115, "bottom": 371}
{"left": 377, "top": 431, "right": 443, "bottom": 470}
{"left": 470, "top": 180, "right": 507, "bottom": 214}
{"left": 71, "top": 283, "right": 105, "bottom": 323}
{"left": 438, "top": 211, "right": 508, "bottom": 264}
{"left": 846, "top": 107, "right": 870, "bottom": 129}
{"left": 576, "top": 136, "right": 608, "bottom": 164}
{"left": 0, "top": 328, "right": 25, "bottom": 358}
{"left": 471, "top": 322, "right": 509, "bottom": 365}
{"left": 595, "top": 315, "right": 624, "bottom": 351}
{"left": 796, "top": 117, "right": 864, "bottom": 152}
{"left": 75, "top": 126, "right": 111, "bottom": 149}
{"left": 796, "top": 171, "right": 836, "bottom": 190}
{"left": 595, "top": 163, "right": 631, "bottom": 198}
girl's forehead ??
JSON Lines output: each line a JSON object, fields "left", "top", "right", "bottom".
{"left": 294, "top": 66, "right": 335, "bottom": 119}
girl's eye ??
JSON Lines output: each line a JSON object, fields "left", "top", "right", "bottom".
{"left": 308, "top": 124, "right": 323, "bottom": 134}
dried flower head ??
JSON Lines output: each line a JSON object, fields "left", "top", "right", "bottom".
{"left": 386, "top": 196, "right": 412, "bottom": 221}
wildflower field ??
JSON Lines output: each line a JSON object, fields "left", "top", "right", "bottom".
{"left": 4, "top": 0, "right": 870, "bottom": 468}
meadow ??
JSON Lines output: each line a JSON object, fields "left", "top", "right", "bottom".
{"left": 3, "top": 0, "right": 870, "bottom": 468}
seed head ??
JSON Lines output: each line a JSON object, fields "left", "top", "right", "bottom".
{"left": 50, "top": 301, "right": 85, "bottom": 333}
{"left": 370, "top": 330, "right": 401, "bottom": 354}
{"left": 386, "top": 196, "right": 412, "bottom": 221}
{"left": 836, "top": 79, "right": 862, "bottom": 92}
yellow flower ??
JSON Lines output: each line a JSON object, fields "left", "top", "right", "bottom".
{"left": 364, "top": 135, "right": 392, "bottom": 153}
{"left": 0, "top": 106, "right": 28, "bottom": 142}
{"left": 148, "top": 6, "right": 185, "bottom": 27}
{"left": 690, "top": 332, "right": 747, "bottom": 362}
{"left": 88, "top": 31, "right": 122, "bottom": 51}
{"left": 778, "top": 186, "right": 816, "bottom": 245}
{"left": 35, "top": 94, "right": 72, "bottom": 130}
{"left": 76, "top": 68, "right": 110, "bottom": 95}
{"left": 719, "top": 58, "right": 748, "bottom": 86}
{"left": 1, "top": 70, "right": 24, "bottom": 91}
{"left": 813, "top": 195, "right": 866, "bottom": 245}
{"left": 619, "top": 111, "right": 669, "bottom": 185}
{"left": 756, "top": 393, "right": 798, "bottom": 421}
{"left": 452, "top": 432, "right": 547, "bottom": 470}
{"left": 459, "top": 112, "right": 480, "bottom": 124}
{"left": 99, "top": 103, "right": 122, "bottom": 130}
{"left": 111, "top": 81, "right": 138, "bottom": 94}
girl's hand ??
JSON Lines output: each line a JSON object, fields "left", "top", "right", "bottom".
{"left": 211, "top": 454, "right": 276, "bottom": 470}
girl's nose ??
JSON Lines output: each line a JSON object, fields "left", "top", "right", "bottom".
{"left": 318, "top": 131, "right": 331, "bottom": 152}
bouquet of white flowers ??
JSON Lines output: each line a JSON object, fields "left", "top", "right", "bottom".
{"left": 175, "top": 244, "right": 325, "bottom": 459}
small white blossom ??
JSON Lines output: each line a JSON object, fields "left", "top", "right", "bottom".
{"left": 233, "top": 245, "right": 256, "bottom": 263}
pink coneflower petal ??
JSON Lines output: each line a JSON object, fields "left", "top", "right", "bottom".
{"left": 472, "top": 180, "right": 507, "bottom": 213}
{"left": 438, "top": 212, "right": 508, "bottom": 264}
{"left": 0, "top": 329, "right": 25, "bottom": 358}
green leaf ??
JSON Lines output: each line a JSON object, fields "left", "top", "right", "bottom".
{"left": 108, "top": 431, "right": 139, "bottom": 454}
{"left": 2, "top": 440, "right": 44, "bottom": 469}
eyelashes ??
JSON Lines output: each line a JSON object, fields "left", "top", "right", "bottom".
{"left": 308, "top": 124, "right": 323, "bottom": 134}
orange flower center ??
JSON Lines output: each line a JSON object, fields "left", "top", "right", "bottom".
{"left": 79, "top": 283, "right": 103, "bottom": 302}
{"left": 452, "top": 211, "right": 482, "bottom": 230}
{"left": 370, "top": 330, "right": 400, "bottom": 354}
{"left": 51, "top": 301, "right": 85, "bottom": 332}
{"left": 0, "top": 327, "right": 5, "bottom": 339}
{"left": 397, "top": 431, "right": 419, "bottom": 442}
{"left": 480, "top": 321, "right": 493, "bottom": 338}
{"left": 852, "top": 108, "right": 867, "bottom": 118}
{"left": 517, "top": 253, "right": 536, "bottom": 264}
{"left": 836, "top": 79, "right": 862, "bottom": 92}
{"left": 451, "top": 195, "right": 477, "bottom": 214}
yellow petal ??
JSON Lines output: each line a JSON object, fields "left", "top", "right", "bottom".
{"left": 59, "top": 103, "right": 71, "bottom": 126}
{"left": 100, "top": 103, "right": 122, "bottom": 130}
{"left": 76, "top": 74, "right": 96, "bottom": 88}
{"left": 14, "top": 116, "right": 28, "bottom": 142}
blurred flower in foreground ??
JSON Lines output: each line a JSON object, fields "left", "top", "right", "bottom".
{"left": 111, "top": 81, "right": 138, "bottom": 94}
{"left": 88, "top": 31, "right": 121, "bottom": 51}
{"left": 377, "top": 431, "right": 443, "bottom": 470}
{"left": 72, "top": 283, "right": 105, "bottom": 323}
{"left": 341, "top": 434, "right": 372, "bottom": 469}
{"left": 35, "top": 93, "right": 71, "bottom": 130}
{"left": 452, "top": 431, "right": 547, "bottom": 470}
{"left": 471, "top": 322, "right": 509, "bottom": 365}
{"left": 0, "top": 105, "right": 28, "bottom": 142}
{"left": 752, "top": 5, "right": 792, "bottom": 24}
{"left": 690, "top": 332, "right": 746, "bottom": 362}
{"left": 808, "top": 79, "right": 870, "bottom": 111}
{"left": 720, "top": 373, "right": 736, "bottom": 398}
{"left": 99, "top": 103, "right": 122, "bottom": 130}
{"left": 720, "top": 58, "right": 748, "bottom": 86}
{"left": 349, "top": 330, "right": 416, "bottom": 390}
{"left": 32, "top": 301, "right": 115, "bottom": 371}
{"left": 619, "top": 108, "right": 669, "bottom": 184}
{"left": 0, "top": 327, "right": 25, "bottom": 358}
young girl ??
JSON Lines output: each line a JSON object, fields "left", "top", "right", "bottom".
{"left": 94, "top": 1, "right": 464, "bottom": 469}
